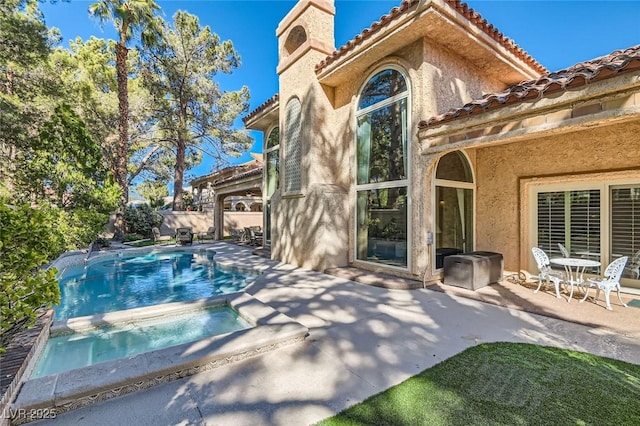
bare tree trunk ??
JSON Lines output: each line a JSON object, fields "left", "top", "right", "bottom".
{"left": 173, "top": 138, "right": 185, "bottom": 211}
{"left": 114, "top": 42, "right": 130, "bottom": 240}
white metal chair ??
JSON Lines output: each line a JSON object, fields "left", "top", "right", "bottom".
{"left": 531, "top": 247, "right": 566, "bottom": 299}
{"left": 558, "top": 243, "right": 569, "bottom": 258}
{"left": 580, "top": 256, "right": 628, "bottom": 310}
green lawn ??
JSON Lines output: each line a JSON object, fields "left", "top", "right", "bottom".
{"left": 316, "top": 342, "right": 640, "bottom": 426}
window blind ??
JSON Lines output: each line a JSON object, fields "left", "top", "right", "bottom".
{"left": 611, "top": 187, "right": 640, "bottom": 260}
{"left": 537, "top": 190, "right": 600, "bottom": 258}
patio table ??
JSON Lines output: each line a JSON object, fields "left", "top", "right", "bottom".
{"left": 550, "top": 257, "right": 601, "bottom": 302}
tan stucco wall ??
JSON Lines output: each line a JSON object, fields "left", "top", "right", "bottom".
{"left": 272, "top": 0, "right": 350, "bottom": 270}
{"left": 159, "top": 211, "right": 214, "bottom": 235}
{"left": 272, "top": 3, "right": 518, "bottom": 276}
{"left": 223, "top": 212, "right": 263, "bottom": 237}
{"left": 474, "top": 120, "right": 640, "bottom": 274}
{"left": 269, "top": 0, "right": 538, "bottom": 276}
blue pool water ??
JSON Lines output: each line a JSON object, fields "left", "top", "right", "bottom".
{"left": 32, "top": 305, "right": 253, "bottom": 378}
{"left": 55, "top": 250, "right": 258, "bottom": 320}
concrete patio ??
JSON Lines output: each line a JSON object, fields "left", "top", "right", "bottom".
{"left": 27, "top": 242, "right": 640, "bottom": 425}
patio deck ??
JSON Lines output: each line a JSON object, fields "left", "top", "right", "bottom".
{"left": 327, "top": 266, "right": 640, "bottom": 339}
{"left": 7, "top": 241, "right": 640, "bottom": 425}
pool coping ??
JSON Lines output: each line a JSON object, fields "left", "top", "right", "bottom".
{"left": 10, "top": 292, "right": 308, "bottom": 424}
{"left": 51, "top": 245, "right": 267, "bottom": 279}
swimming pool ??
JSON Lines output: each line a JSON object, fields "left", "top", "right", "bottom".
{"left": 54, "top": 248, "right": 259, "bottom": 320}
{"left": 32, "top": 304, "right": 253, "bottom": 378}
{"left": 14, "top": 293, "right": 309, "bottom": 421}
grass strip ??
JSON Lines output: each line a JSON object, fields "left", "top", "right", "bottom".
{"left": 316, "top": 342, "right": 640, "bottom": 426}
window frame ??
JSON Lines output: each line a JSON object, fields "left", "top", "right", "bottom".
{"left": 526, "top": 175, "right": 640, "bottom": 287}
{"left": 432, "top": 150, "right": 476, "bottom": 271}
{"left": 264, "top": 125, "right": 280, "bottom": 245}
{"left": 353, "top": 65, "right": 411, "bottom": 271}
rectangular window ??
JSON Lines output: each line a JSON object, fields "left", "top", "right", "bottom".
{"left": 356, "top": 187, "right": 407, "bottom": 267}
{"left": 356, "top": 99, "right": 407, "bottom": 185}
{"left": 611, "top": 186, "right": 640, "bottom": 279}
{"left": 537, "top": 190, "right": 600, "bottom": 259}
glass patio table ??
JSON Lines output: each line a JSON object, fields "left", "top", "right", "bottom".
{"left": 550, "top": 257, "right": 601, "bottom": 302}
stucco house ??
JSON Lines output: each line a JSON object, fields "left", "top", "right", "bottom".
{"left": 243, "top": 0, "right": 640, "bottom": 293}
{"left": 190, "top": 154, "right": 263, "bottom": 237}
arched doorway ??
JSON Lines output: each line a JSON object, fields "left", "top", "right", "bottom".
{"left": 434, "top": 151, "right": 475, "bottom": 269}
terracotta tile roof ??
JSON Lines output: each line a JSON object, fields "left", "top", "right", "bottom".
{"left": 214, "top": 166, "right": 263, "bottom": 186}
{"left": 315, "top": 0, "right": 546, "bottom": 75}
{"left": 191, "top": 161, "right": 261, "bottom": 187}
{"left": 243, "top": 94, "right": 279, "bottom": 124}
{"left": 418, "top": 44, "right": 640, "bottom": 129}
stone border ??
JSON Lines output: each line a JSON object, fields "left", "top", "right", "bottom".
{"left": 0, "top": 311, "right": 53, "bottom": 426}
{"left": 10, "top": 293, "right": 308, "bottom": 424}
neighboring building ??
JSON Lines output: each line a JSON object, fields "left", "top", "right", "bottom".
{"left": 243, "top": 0, "right": 640, "bottom": 291}
{"left": 190, "top": 154, "right": 263, "bottom": 237}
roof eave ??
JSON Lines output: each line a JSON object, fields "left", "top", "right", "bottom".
{"left": 243, "top": 98, "right": 280, "bottom": 131}
{"left": 316, "top": 0, "right": 543, "bottom": 87}
{"left": 418, "top": 72, "right": 640, "bottom": 151}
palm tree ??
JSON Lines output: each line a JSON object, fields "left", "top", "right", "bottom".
{"left": 89, "top": 0, "right": 161, "bottom": 239}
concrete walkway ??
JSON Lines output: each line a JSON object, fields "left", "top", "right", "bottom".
{"left": 32, "top": 242, "right": 640, "bottom": 426}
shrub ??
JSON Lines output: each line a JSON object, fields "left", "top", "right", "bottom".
{"left": 0, "top": 201, "right": 61, "bottom": 353}
{"left": 123, "top": 233, "right": 145, "bottom": 242}
{"left": 123, "top": 204, "right": 163, "bottom": 238}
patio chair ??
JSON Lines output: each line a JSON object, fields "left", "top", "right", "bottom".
{"left": 531, "top": 247, "right": 566, "bottom": 299}
{"left": 245, "top": 226, "right": 263, "bottom": 246}
{"left": 229, "top": 228, "right": 242, "bottom": 242}
{"left": 558, "top": 243, "right": 570, "bottom": 258}
{"left": 151, "top": 227, "right": 172, "bottom": 245}
{"left": 198, "top": 227, "right": 216, "bottom": 243}
{"left": 580, "top": 256, "right": 628, "bottom": 310}
{"left": 175, "top": 227, "right": 194, "bottom": 246}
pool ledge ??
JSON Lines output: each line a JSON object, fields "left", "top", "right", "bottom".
{"left": 10, "top": 293, "right": 308, "bottom": 424}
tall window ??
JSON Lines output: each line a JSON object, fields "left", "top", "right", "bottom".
{"left": 532, "top": 182, "right": 640, "bottom": 283}
{"left": 434, "top": 151, "right": 474, "bottom": 269}
{"left": 355, "top": 68, "right": 409, "bottom": 268}
{"left": 284, "top": 98, "right": 302, "bottom": 193}
{"left": 265, "top": 127, "right": 279, "bottom": 243}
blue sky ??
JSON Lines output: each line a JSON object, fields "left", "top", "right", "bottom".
{"left": 40, "top": 0, "right": 640, "bottom": 191}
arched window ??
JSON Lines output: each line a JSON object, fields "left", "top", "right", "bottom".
{"left": 434, "top": 151, "right": 475, "bottom": 269}
{"left": 284, "top": 25, "right": 307, "bottom": 56}
{"left": 284, "top": 98, "right": 302, "bottom": 193}
{"left": 355, "top": 68, "right": 409, "bottom": 268}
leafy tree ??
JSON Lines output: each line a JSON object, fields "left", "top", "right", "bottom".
{"left": 50, "top": 37, "right": 161, "bottom": 194}
{"left": 0, "top": 201, "right": 61, "bottom": 353}
{"left": 136, "top": 179, "right": 168, "bottom": 208}
{"left": 123, "top": 203, "right": 162, "bottom": 237}
{"left": 141, "top": 11, "right": 252, "bottom": 211}
{"left": 0, "top": 0, "right": 60, "bottom": 182}
{"left": 10, "top": 104, "right": 120, "bottom": 249}
{"left": 89, "top": 0, "right": 162, "bottom": 238}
